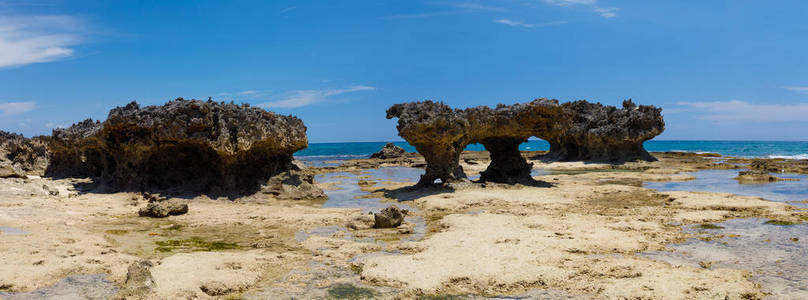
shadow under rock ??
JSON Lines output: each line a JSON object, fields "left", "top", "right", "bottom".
{"left": 378, "top": 178, "right": 554, "bottom": 202}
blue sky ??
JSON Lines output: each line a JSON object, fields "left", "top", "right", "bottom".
{"left": 1, "top": 0, "right": 807, "bottom": 142}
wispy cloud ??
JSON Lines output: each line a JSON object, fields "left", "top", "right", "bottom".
{"left": 385, "top": 1, "right": 504, "bottom": 20}
{"left": 385, "top": 11, "right": 458, "bottom": 20}
{"left": 542, "top": 0, "right": 618, "bottom": 18}
{"left": 0, "top": 15, "right": 87, "bottom": 68}
{"left": 677, "top": 100, "right": 808, "bottom": 122}
{"left": 260, "top": 86, "right": 376, "bottom": 109}
{"left": 784, "top": 86, "right": 808, "bottom": 94}
{"left": 0, "top": 101, "right": 36, "bottom": 116}
{"left": 279, "top": 6, "right": 296, "bottom": 14}
{"left": 440, "top": 1, "right": 505, "bottom": 12}
{"left": 593, "top": 6, "right": 618, "bottom": 18}
{"left": 495, "top": 19, "right": 567, "bottom": 28}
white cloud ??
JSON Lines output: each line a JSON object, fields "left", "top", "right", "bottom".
{"left": 279, "top": 6, "right": 296, "bottom": 14}
{"left": 0, "top": 15, "right": 86, "bottom": 68}
{"left": 0, "top": 101, "right": 35, "bottom": 116}
{"left": 260, "top": 86, "right": 376, "bottom": 109}
{"left": 593, "top": 6, "right": 618, "bottom": 18}
{"left": 785, "top": 86, "right": 808, "bottom": 94}
{"left": 542, "top": 0, "right": 618, "bottom": 18}
{"left": 543, "top": 0, "right": 597, "bottom": 6}
{"left": 496, "top": 19, "right": 568, "bottom": 28}
{"left": 238, "top": 90, "right": 259, "bottom": 96}
{"left": 441, "top": 2, "right": 505, "bottom": 12}
{"left": 677, "top": 100, "right": 808, "bottom": 122}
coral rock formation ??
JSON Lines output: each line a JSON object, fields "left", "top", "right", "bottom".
{"left": 538, "top": 100, "right": 664, "bottom": 163}
{"left": 0, "top": 131, "right": 49, "bottom": 178}
{"left": 387, "top": 98, "right": 664, "bottom": 186}
{"left": 386, "top": 101, "right": 470, "bottom": 186}
{"left": 466, "top": 99, "right": 563, "bottom": 184}
{"left": 48, "top": 98, "right": 313, "bottom": 195}
{"left": 370, "top": 143, "right": 406, "bottom": 159}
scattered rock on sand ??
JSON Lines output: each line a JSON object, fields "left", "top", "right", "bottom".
{"left": 138, "top": 198, "right": 188, "bottom": 218}
{"left": 117, "top": 260, "right": 155, "bottom": 298}
{"left": 370, "top": 143, "right": 406, "bottom": 159}
{"left": 373, "top": 205, "right": 408, "bottom": 228}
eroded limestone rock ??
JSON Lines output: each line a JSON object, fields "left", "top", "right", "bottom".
{"left": 138, "top": 197, "right": 189, "bottom": 218}
{"left": 373, "top": 205, "right": 408, "bottom": 228}
{"left": 47, "top": 99, "right": 313, "bottom": 195}
{"left": 466, "top": 99, "right": 563, "bottom": 184}
{"left": 387, "top": 98, "right": 664, "bottom": 187}
{"left": 386, "top": 101, "right": 470, "bottom": 186}
{"left": 0, "top": 131, "right": 49, "bottom": 178}
{"left": 538, "top": 100, "right": 664, "bottom": 163}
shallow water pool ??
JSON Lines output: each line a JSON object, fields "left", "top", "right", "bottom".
{"left": 644, "top": 169, "right": 808, "bottom": 207}
{"left": 642, "top": 218, "right": 808, "bottom": 297}
{"left": 0, "top": 274, "right": 118, "bottom": 300}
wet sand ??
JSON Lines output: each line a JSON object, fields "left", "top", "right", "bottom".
{"left": 1, "top": 152, "right": 807, "bottom": 299}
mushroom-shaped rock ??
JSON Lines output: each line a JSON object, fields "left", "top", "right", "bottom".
{"left": 537, "top": 100, "right": 664, "bottom": 163}
{"left": 47, "top": 98, "right": 313, "bottom": 195}
{"left": 386, "top": 101, "right": 470, "bottom": 186}
{"left": 465, "top": 99, "right": 563, "bottom": 184}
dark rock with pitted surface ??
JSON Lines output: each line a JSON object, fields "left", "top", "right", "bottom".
{"left": 538, "top": 100, "right": 664, "bottom": 163}
{"left": 0, "top": 131, "right": 49, "bottom": 178}
{"left": 373, "top": 205, "right": 408, "bottom": 228}
{"left": 386, "top": 101, "right": 471, "bottom": 186}
{"left": 47, "top": 98, "right": 316, "bottom": 196}
{"left": 466, "top": 99, "right": 563, "bottom": 184}
{"left": 387, "top": 98, "right": 664, "bottom": 187}
{"left": 370, "top": 142, "right": 406, "bottom": 159}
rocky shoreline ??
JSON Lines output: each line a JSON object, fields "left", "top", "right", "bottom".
{"left": 2, "top": 99, "right": 807, "bottom": 299}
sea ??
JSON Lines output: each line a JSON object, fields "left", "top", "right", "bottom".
{"left": 294, "top": 140, "right": 808, "bottom": 165}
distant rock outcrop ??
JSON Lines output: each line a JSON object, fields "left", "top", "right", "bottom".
{"left": 370, "top": 143, "right": 406, "bottom": 159}
{"left": 47, "top": 98, "right": 317, "bottom": 196}
{"left": 387, "top": 98, "right": 664, "bottom": 186}
{"left": 0, "top": 131, "right": 49, "bottom": 178}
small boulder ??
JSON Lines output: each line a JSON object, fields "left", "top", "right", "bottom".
{"left": 138, "top": 198, "right": 188, "bottom": 218}
{"left": 369, "top": 143, "right": 406, "bottom": 159}
{"left": 373, "top": 205, "right": 408, "bottom": 228}
{"left": 122, "top": 260, "right": 155, "bottom": 295}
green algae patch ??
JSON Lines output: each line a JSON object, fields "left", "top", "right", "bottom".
{"left": 326, "top": 283, "right": 377, "bottom": 299}
{"left": 104, "top": 229, "right": 129, "bottom": 235}
{"left": 697, "top": 223, "right": 725, "bottom": 230}
{"left": 349, "top": 264, "right": 363, "bottom": 275}
{"left": 154, "top": 236, "right": 240, "bottom": 253}
{"left": 764, "top": 220, "right": 799, "bottom": 226}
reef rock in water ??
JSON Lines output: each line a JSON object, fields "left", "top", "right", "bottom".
{"left": 539, "top": 100, "right": 665, "bottom": 163}
{"left": 0, "top": 131, "right": 49, "bottom": 178}
{"left": 369, "top": 142, "right": 406, "bottom": 159}
{"left": 47, "top": 98, "right": 316, "bottom": 196}
{"left": 387, "top": 98, "right": 664, "bottom": 186}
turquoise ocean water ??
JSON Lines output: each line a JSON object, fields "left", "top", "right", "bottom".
{"left": 295, "top": 140, "right": 808, "bottom": 163}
